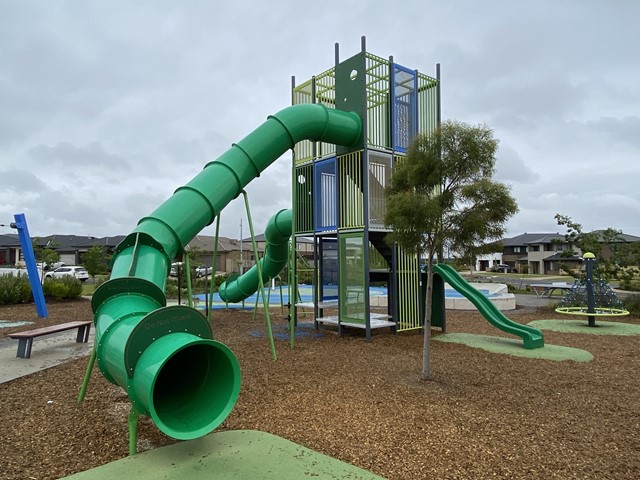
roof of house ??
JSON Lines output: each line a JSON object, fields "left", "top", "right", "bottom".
{"left": 503, "top": 230, "right": 640, "bottom": 246}
{"left": 501, "top": 233, "right": 562, "bottom": 246}
{"left": 186, "top": 235, "right": 262, "bottom": 253}
{"left": 0, "top": 233, "right": 20, "bottom": 247}
{"left": 591, "top": 230, "right": 640, "bottom": 242}
{"left": 73, "top": 236, "right": 127, "bottom": 248}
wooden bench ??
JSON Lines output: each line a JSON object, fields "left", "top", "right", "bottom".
{"left": 8, "top": 320, "right": 93, "bottom": 359}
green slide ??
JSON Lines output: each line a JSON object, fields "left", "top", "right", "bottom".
{"left": 218, "top": 208, "right": 291, "bottom": 303}
{"left": 433, "top": 263, "right": 544, "bottom": 349}
{"left": 91, "top": 104, "right": 362, "bottom": 440}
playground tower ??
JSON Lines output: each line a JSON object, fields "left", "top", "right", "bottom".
{"left": 291, "top": 38, "right": 440, "bottom": 339}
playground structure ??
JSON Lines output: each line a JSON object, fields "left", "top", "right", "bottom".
{"left": 83, "top": 39, "right": 544, "bottom": 453}
{"left": 289, "top": 38, "right": 440, "bottom": 339}
{"left": 556, "top": 252, "right": 629, "bottom": 326}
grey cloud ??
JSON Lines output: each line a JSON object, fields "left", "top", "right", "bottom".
{"left": 494, "top": 145, "right": 540, "bottom": 185}
{"left": 27, "top": 141, "right": 131, "bottom": 170}
{"left": 0, "top": 169, "right": 50, "bottom": 194}
{"left": 585, "top": 116, "right": 640, "bottom": 149}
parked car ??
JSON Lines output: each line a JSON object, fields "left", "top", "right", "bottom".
{"left": 44, "top": 266, "right": 89, "bottom": 282}
{"left": 491, "top": 264, "right": 517, "bottom": 273}
{"left": 170, "top": 262, "right": 183, "bottom": 277}
{"left": 195, "top": 266, "right": 213, "bottom": 277}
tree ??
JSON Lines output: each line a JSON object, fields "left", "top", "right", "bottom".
{"left": 32, "top": 237, "right": 60, "bottom": 270}
{"left": 82, "top": 245, "right": 111, "bottom": 279}
{"left": 384, "top": 120, "right": 518, "bottom": 380}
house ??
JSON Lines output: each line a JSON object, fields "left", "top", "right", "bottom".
{"left": 186, "top": 235, "right": 263, "bottom": 274}
{"left": 498, "top": 231, "right": 640, "bottom": 275}
{"left": 0, "top": 233, "right": 21, "bottom": 266}
{"left": 0, "top": 230, "right": 313, "bottom": 276}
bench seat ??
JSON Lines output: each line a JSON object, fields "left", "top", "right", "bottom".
{"left": 8, "top": 320, "right": 93, "bottom": 359}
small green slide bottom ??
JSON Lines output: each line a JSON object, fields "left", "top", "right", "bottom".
{"left": 434, "top": 333, "right": 593, "bottom": 362}
{"left": 62, "top": 430, "right": 385, "bottom": 480}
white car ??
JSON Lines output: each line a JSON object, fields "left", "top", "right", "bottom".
{"left": 195, "top": 266, "right": 213, "bottom": 277}
{"left": 44, "top": 266, "right": 90, "bottom": 282}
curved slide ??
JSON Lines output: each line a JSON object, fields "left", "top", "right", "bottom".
{"left": 218, "top": 209, "right": 291, "bottom": 303}
{"left": 433, "top": 263, "right": 544, "bottom": 349}
{"left": 90, "top": 104, "right": 362, "bottom": 441}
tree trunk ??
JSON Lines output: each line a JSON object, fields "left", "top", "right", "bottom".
{"left": 422, "top": 257, "right": 434, "bottom": 380}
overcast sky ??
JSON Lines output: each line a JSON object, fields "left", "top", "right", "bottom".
{"left": 1, "top": 1, "right": 639, "bottom": 242}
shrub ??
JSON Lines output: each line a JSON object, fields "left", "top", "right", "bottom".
{"left": 42, "top": 276, "right": 83, "bottom": 299}
{"left": 624, "top": 297, "right": 640, "bottom": 316}
{"left": 0, "top": 274, "right": 33, "bottom": 305}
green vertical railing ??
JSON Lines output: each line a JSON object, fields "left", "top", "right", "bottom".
{"left": 396, "top": 245, "right": 421, "bottom": 331}
{"left": 338, "top": 151, "right": 364, "bottom": 229}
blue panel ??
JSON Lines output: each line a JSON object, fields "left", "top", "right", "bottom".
{"left": 391, "top": 63, "right": 418, "bottom": 153}
{"left": 314, "top": 158, "right": 337, "bottom": 232}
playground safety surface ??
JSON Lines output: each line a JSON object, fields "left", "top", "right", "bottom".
{"left": 1, "top": 298, "right": 640, "bottom": 480}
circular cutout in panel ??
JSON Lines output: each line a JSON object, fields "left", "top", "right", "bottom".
{"left": 350, "top": 69, "right": 358, "bottom": 80}
{"left": 297, "top": 174, "right": 306, "bottom": 184}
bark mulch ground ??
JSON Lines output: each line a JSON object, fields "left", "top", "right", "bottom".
{"left": 1, "top": 299, "right": 639, "bottom": 480}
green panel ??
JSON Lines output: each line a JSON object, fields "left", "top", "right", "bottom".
{"left": 338, "top": 151, "right": 364, "bottom": 229}
{"left": 367, "top": 151, "right": 392, "bottom": 228}
{"left": 368, "top": 241, "right": 388, "bottom": 271}
{"left": 418, "top": 73, "right": 439, "bottom": 136}
{"left": 294, "top": 164, "right": 314, "bottom": 233}
{"left": 339, "top": 232, "right": 366, "bottom": 325}
{"left": 396, "top": 246, "right": 421, "bottom": 331}
{"left": 365, "top": 53, "right": 391, "bottom": 150}
{"left": 335, "top": 52, "right": 366, "bottom": 154}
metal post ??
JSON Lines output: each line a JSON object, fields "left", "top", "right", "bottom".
{"left": 77, "top": 346, "right": 96, "bottom": 403}
{"left": 128, "top": 407, "right": 140, "bottom": 456}
{"left": 185, "top": 250, "right": 193, "bottom": 308}
{"left": 584, "top": 253, "right": 596, "bottom": 327}
{"left": 242, "top": 191, "right": 277, "bottom": 360}
{"left": 208, "top": 216, "right": 221, "bottom": 321}
{"left": 11, "top": 214, "right": 48, "bottom": 318}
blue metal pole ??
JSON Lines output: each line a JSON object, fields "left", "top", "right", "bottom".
{"left": 12, "top": 213, "right": 48, "bottom": 318}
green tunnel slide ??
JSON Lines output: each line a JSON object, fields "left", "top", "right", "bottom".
{"left": 432, "top": 263, "right": 544, "bottom": 349}
{"left": 91, "top": 104, "right": 362, "bottom": 440}
{"left": 217, "top": 209, "right": 292, "bottom": 303}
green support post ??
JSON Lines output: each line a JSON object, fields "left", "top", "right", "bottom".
{"left": 185, "top": 251, "right": 193, "bottom": 308}
{"left": 242, "top": 191, "right": 277, "bottom": 361}
{"left": 77, "top": 346, "right": 96, "bottom": 403}
{"left": 128, "top": 407, "right": 140, "bottom": 456}
{"left": 208, "top": 215, "right": 221, "bottom": 322}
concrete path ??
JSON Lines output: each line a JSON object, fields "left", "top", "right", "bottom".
{"left": 0, "top": 329, "right": 93, "bottom": 384}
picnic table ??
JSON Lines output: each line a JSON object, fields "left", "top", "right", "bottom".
{"left": 530, "top": 282, "right": 573, "bottom": 298}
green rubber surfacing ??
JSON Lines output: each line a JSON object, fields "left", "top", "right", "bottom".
{"left": 61, "top": 430, "right": 385, "bottom": 480}
{"left": 433, "top": 333, "right": 593, "bottom": 362}
{"left": 528, "top": 319, "right": 640, "bottom": 336}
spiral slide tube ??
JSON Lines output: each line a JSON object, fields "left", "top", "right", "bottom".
{"left": 91, "top": 104, "right": 362, "bottom": 440}
{"left": 218, "top": 209, "right": 292, "bottom": 303}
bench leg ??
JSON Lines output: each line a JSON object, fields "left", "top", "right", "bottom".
{"left": 16, "top": 338, "right": 33, "bottom": 359}
{"left": 76, "top": 324, "right": 91, "bottom": 343}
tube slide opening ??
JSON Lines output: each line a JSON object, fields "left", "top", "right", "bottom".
{"left": 134, "top": 335, "right": 241, "bottom": 440}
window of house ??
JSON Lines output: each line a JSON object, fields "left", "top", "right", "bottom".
{"left": 513, "top": 246, "right": 522, "bottom": 253}
{"left": 531, "top": 245, "right": 540, "bottom": 252}
{"left": 545, "top": 244, "right": 554, "bottom": 251}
